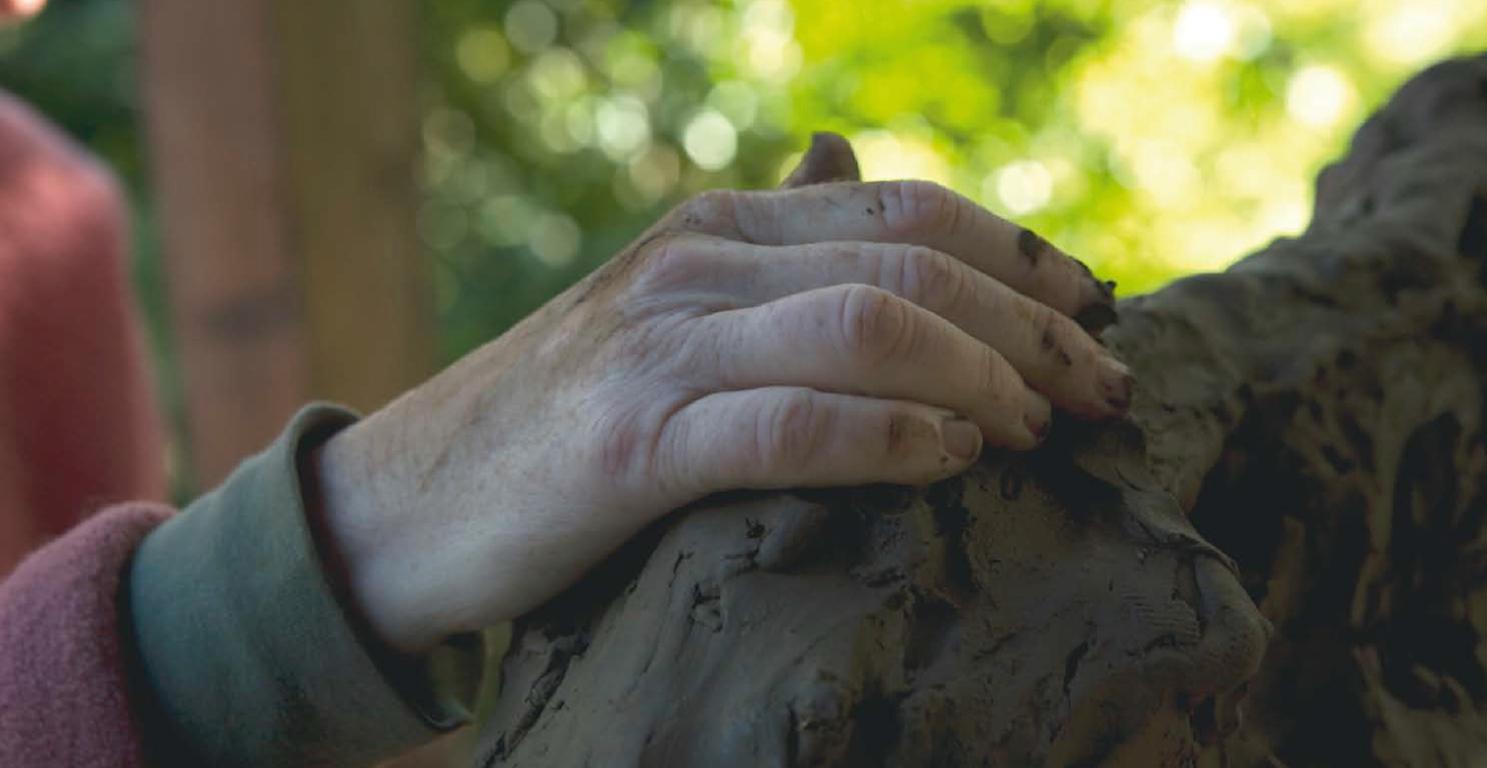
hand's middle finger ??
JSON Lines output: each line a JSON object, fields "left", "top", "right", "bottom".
{"left": 646, "top": 235, "right": 1131, "bottom": 418}
{"left": 695, "top": 283, "right": 1052, "bottom": 450}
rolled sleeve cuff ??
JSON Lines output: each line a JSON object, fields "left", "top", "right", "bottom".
{"left": 126, "top": 403, "right": 478, "bottom": 767}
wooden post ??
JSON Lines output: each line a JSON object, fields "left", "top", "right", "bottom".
{"left": 137, "top": 0, "right": 431, "bottom": 489}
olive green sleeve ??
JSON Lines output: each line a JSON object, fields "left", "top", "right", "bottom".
{"left": 124, "top": 404, "right": 483, "bottom": 767}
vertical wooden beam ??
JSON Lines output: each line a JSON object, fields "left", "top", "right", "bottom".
{"left": 138, "top": 0, "right": 430, "bottom": 489}
{"left": 270, "top": 1, "right": 432, "bottom": 418}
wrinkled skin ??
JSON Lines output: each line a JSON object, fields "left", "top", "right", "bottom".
{"left": 312, "top": 133, "right": 1130, "bottom": 653}
{"left": 468, "top": 137, "right": 1267, "bottom": 767}
{"left": 474, "top": 55, "right": 1487, "bottom": 768}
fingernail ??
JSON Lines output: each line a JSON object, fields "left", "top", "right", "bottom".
{"left": 942, "top": 418, "right": 982, "bottom": 461}
{"left": 1071, "top": 258, "right": 1111, "bottom": 304}
{"left": 1024, "top": 412, "right": 1051, "bottom": 444}
{"left": 1097, "top": 356, "right": 1135, "bottom": 413}
{"left": 1022, "top": 389, "right": 1053, "bottom": 446}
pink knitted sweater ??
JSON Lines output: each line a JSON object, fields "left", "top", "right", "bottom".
{"left": 0, "top": 90, "right": 165, "bottom": 572}
{"left": 0, "top": 92, "right": 169, "bottom": 764}
{"left": 0, "top": 504, "right": 169, "bottom": 766}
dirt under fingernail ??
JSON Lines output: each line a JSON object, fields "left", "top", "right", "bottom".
{"left": 1100, "top": 368, "right": 1135, "bottom": 413}
{"left": 1025, "top": 414, "right": 1051, "bottom": 444}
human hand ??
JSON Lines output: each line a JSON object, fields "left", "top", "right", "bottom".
{"left": 311, "top": 133, "right": 1132, "bottom": 653}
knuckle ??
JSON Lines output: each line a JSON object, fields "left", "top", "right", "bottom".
{"left": 877, "top": 180, "right": 959, "bottom": 238}
{"left": 1027, "top": 301, "right": 1057, "bottom": 342}
{"left": 978, "top": 348, "right": 1015, "bottom": 410}
{"left": 650, "top": 404, "right": 701, "bottom": 498}
{"left": 757, "top": 391, "right": 830, "bottom": 471}
{"left": 880, "top": 410, "right": 927, "bottom": 460}
{"left": 893, "top": 246, "right": 966, "bottom": 308}
{"left": 674, "top": 188, "right": 738, "bottom": 233}
{"left": 594, "top": 404, "right": 655, "bottom": 484}
{"left": 1031, "top": 303, "right": 1079, "bottom": 369}
{"left": 632, "top": 235, "right": 710, "bottom": 293}
{"left": 836, "top": 285, "right": 912, "bottom": 363}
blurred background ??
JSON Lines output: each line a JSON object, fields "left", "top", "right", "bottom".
{"left": 2, "top": 0, "right": 1485, "bottom": 498}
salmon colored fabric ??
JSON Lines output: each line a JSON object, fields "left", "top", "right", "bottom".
{"left": 0, "top": 88, "right": 170, "bottom": 764}
{"left": 0, "top": 502, "right": 169, "bottom": 768}
{"left": 0, "top": 90, "right": 165, "bottom": 575}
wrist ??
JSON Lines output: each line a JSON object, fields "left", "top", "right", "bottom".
{"left": 304, "top": 424, "right": 448, "bottom": 654}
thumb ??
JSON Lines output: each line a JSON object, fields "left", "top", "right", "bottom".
{"left": 779, "top": 131, "right": 861, "bottom": 189}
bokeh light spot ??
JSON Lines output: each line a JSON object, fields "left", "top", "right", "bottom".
{"left": 740, "top": 0, "right": 801, "bottom": 81}
{"left": 668, "top": 4, "right": 726, "bottom": 54}
{"left": 456, "top": 28, "right": 511, "bottom": 84}
{"left": 1363, "top": 2, "right": 1457, "bottom": 67}
{"left": 1258, "top": 187, "right": 1309, "bottom": 237}
{"left": 1172, "top": 1, "right": 1235, "bottom": 62}
{"left": 683, "top": 110, "right": 738, "bottom": 171}
{"left": 526, "top": 48, "right": 587, "bottom": 102}
{"left": 595, "top": 96, "right": 651, "bottom": 161}
{"left": 707, "top": 81, "right": 760, "bottom": 131}
{"left": 604, "top": 32, "right": 661, "bottom": 90}
{"left": 476, "top": 195, "right": 536, "bottom": 247}
{"left": 852, "top": 131, "right": 952, "bottom": 186}
{"left": 628, "top": 145, "right": 681, "bottom": 205}
{"left": 1129, "top": 141, "right": 1200, "bottom": 208}
{"left": 529, "top": 213, "right": 582, "bottom": 267}
{"left": 505, "top": 0, "right": 559, "bottom": 55}
{"left": 1286, "top": 64, "right": 1355, "bottom": 128}
{"left": 539, "top": 108, "right": 581, "bottom": 153}
{"left": 990, "top": 160, "right": 1054, "bottom": 215}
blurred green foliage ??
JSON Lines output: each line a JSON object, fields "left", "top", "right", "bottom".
{"left": 4, "top": 0, "right": 1487, "bottom": 371}
{"left": 419, "top": 0, "right": 1487, "bottom": 362}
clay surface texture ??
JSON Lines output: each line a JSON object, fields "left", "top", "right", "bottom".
{"left": 474, "top": 55, "right": 1487, "bottom": 766}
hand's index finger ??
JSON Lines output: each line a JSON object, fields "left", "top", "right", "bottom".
{"left": 728, "top": 180, "right": 1115, "bottom": 319}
